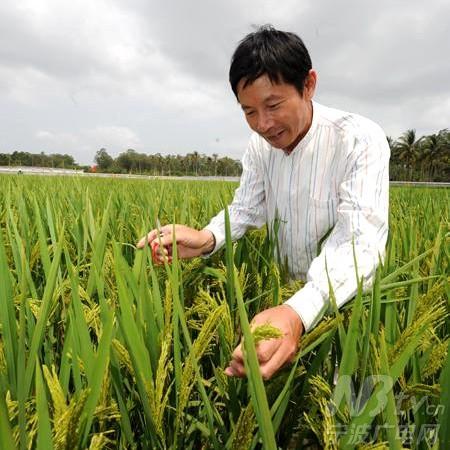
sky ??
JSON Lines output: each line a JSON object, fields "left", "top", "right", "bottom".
{"left": 1, "top": 0, "right": 449, "bottom": 165}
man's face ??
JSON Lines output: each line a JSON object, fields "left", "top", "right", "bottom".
{"left": 237, "top": 71, "right": 317, "bottom": 153}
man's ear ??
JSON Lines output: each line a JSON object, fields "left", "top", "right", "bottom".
{"left": 304, "top": 69, "right": 317, "bottom": 100}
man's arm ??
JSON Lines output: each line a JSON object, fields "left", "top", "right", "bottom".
{"left": 137, "top": 135, "right": 266, "bottom": 261}
{"left": 202, "top": 136, "right": 266, "bottom": 254}
{"left": 285, "top": 130, "right": 390, "bottom": 331}
{"left": 225, "top": 128, "right": 389, "bottom": 379}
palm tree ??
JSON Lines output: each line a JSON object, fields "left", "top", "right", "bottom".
{"left": 420, "top": 133, "right": 439, "bottom": 180}
{"left": 212, "top": 153, "right": 218, "bottom": 177}
{"left": 418, "top": 129, "right": 449, "bottom": 181}
{"left": 395, "top": 129, "right": 422, "bottom": 181}
{"left": 192, "top": 151, "right": 200, "bottom": 176}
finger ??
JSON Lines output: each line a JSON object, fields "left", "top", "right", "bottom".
{"left": 137, "top": 229, "right": 159, "bottom": 248}
{"left": 137, "top": 221, "right": 176, "bottom": 249}
{"left": 152, "top": 242, "right": 169, "bottom": 255}
{"left": 224, "top": 357, "right": 246, "bottom": 377}
{"left": 227, "top": 337, "right": 281, "bottom": 374}
{"left": 224, "top": 343, "right": 244, "bottom": 377}
{"left": 151, "top": 242, "right": 172, "bottom": 265}
{"left": 150, "top": 242, "right": 162, "bottom": 265}
{"left": 150, "top": 230, "right": 176, "bottom": 249}
{"left": 226, "top": 341, "right": 285, "bottom": 379}
{"left": 229, "top": 358, "right": 246, "bottom": 377}
{"left": 231, "top": 343, "right": 244, "bottom": 365}
{"left": 159, "top": 224, "right": 174, "bottom": 235}
{"left": 255, "top": 338, "right": 283, "bottom": 364}
{"left": 226, "top": 338, "right": 281, "bottom": 378}
{"left": 259, "top": 341, "right": 296, "bottom": 380}
{"left": 151, "top": 240, "right": 173, "bottom": 262}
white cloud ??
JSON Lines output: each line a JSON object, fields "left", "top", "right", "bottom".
{"left": 0, "top": 0, "right": 449, "bottom": 164}
{"left": 35, "top": 126, "right": 142, "bottom": 163}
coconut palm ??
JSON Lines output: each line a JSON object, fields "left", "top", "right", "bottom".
{"left": 419, "top": 129, "right": 450, "bottom": 181}
{"left": 395, "top": 129, "right": 423, "bottom": 180}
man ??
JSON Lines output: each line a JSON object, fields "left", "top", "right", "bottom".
{"left": 137, "top": 25, "right": 390, "bottom": 380}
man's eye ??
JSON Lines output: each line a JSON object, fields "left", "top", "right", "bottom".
{"left": 245, "top": 110, "right": 255, "bottom": 116}
{"left": 268, "top": 103, "right": 280, "bottom": 109}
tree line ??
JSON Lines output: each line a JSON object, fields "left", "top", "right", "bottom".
{"left": 0, "top": 151, "right": 77, "bottom": 169}
{"left": 1, "top": 128, "right": 449, "bottom": 181}
{"left": 94, "top": 149, "right": 242, "bottom": 177}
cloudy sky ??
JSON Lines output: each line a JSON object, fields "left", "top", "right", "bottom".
{"left": 1, "top": 0, "right": 449, "bottom": 165}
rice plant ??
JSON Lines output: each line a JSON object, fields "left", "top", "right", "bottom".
{"left": 0, "top": 175, "right": 448, "bottom": 449}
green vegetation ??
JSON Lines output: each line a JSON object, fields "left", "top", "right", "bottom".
{"left": 0, "top": 149, "right": 243, "bottom": 177}
{"left": 0, "top": 151, "right": 78, "bottom": 170}
{"left": 389, "top": 129, "right": 450, "bottom": 182}
{"left": 94, "top": 149, "right": 242, "bottom": 177}
{"left": 0, "top": 175, "right": 448, "bottom": 449}
{"left": 2, "top": 126, "right": 449, "bottom": 180}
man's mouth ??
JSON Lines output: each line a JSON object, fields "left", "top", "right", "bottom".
{"left": 267, "top": 129, "right": 285, "bottom": 140}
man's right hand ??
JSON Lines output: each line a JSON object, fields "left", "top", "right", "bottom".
{"left": 136, "top": 224, "right": 215, "bottom": 263}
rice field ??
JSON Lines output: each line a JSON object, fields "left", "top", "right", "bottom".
{"left": 0, "top": 174, "right": 448, "bottom": 449}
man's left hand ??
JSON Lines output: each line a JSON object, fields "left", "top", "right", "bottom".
{"left": 224, "top": 305, "right": 304, "bottom": 380}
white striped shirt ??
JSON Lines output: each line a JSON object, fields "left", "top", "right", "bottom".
{"left": 204, "top": 101, "right": 390, "bottom": 331}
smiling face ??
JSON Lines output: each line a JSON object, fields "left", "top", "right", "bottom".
{"left": 237, "top": 70, "right": 317, "bottom": 153}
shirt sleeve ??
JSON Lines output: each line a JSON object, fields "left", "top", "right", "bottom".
{"left": 285, "top": 130, "right": 390, "bottom": 332}
{"left": 203, "top": 135, "right": 266, "bottom": 255}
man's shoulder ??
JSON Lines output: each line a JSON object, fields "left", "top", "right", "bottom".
{"left": 315, "top": 102, "right": 387, "bottom": 145}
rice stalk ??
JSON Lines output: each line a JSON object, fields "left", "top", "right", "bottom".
{"left": 230, "top": 402, "right": 256, "bottom": 450}
{"left": 35, "top": 361, "right": 54, "bottom": 450}
{"left": 176, "top": 303, "right": 226, "bottom": 430}
{"left": 111, "top": 339, "right": 134, "bottom": 375}
{"left": 43, "top": 365, "right": 67, "bottom": 421}
{"left": 422, "top": 338, "right": 449, "bottom": 380}
{"left": 88, "top": 433, "right": 112, "bottom": 450}
{"left": 53, "top": 389, "right": 89, "bottom": 450}
{"left": 0, "top": 176, "right": 447, "bottom": 449}
{"left": 152, "top": 316, "right": 174, "bottom": 439}
{"left": 389, "top": 288, "right": 447, "bottom": 364}
{"left": 438, "top": 338, "right": 450, "bottom": 448}
{"left": 251, "top": 323, "right": 283, "bottom": 345}
{"left": 303, "top": 375, "right": 339, "bottom": 450}
{"left": 0, "top": 386, "right": 15, "bottom": 450}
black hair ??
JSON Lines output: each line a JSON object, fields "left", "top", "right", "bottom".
{"left": 229, "top": 25, "right": 312, "bottom": 98}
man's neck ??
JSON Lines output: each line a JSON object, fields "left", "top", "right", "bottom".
{"left": 283, "top": 100, "right": 314, "bottom": 155}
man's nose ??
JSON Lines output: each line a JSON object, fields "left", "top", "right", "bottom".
{"left": 255, "top": 112, "right": 273, "bottom": 134}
